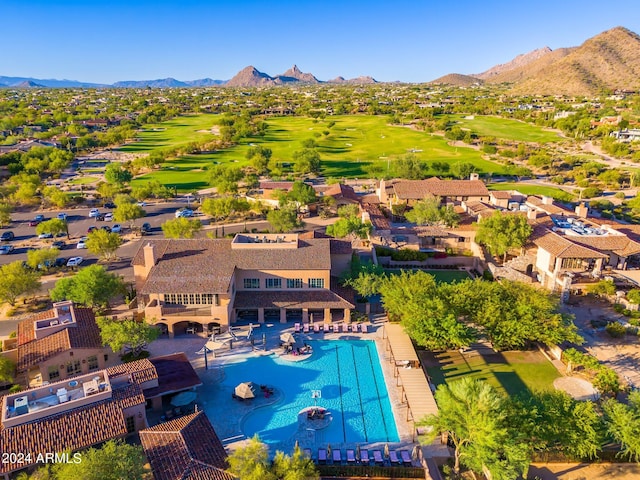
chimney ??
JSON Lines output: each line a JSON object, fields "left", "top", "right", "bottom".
{"left": 575, "top": 202, "right": 589, "bottom": 219}
{"left": 527, "top": 208, "right": 539, "bottom": 221}
{"left": 469, "top": 173, "right": 479, "bottom": 181}
{"left": 378, "top": 179, "right": 386, "bottom": 203}
{"left": 143, "top": 243, "right": 156, "bottom": 269}
{"left": 541, "top": 196, "right": 553, "bottom": 205}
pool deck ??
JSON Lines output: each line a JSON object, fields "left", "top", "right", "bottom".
{"left": 146, "top": 317, "right": 433, "bottom": 465}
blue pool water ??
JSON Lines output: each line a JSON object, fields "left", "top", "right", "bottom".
{"left": 213, "top": 340, "right": 398, "bottom": 446}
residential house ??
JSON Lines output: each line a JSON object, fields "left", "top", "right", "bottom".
{"left": 378, "top": 176, "right": 490, "bottom": 208}
{"left": 140, "top": 411, "right": 233, "bottom": 480}
{"left": 133, "top": 234, "right": 355, "bottom": 337}
{"left": 13, "top": 301, "right": 117, "bottom": 388}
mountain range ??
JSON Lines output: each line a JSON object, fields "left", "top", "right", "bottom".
{"left": 2, "top": 26, "right": 640, "bottom": 94}
{"left": 0, "top": 65, "right": 376, "bottom": 89}
{"left": 431, "top": 26, "right": 640, "bottom": 95}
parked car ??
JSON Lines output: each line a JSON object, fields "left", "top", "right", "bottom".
{"left": 87, "top": 226, "right": 98, "bottom": 234}
{"left": 29, "top": 219, "right": 41, "bottom": 226}
{"left": 104, "top": 213, "right": 113, "bottom": 221}
{"left": 95, "top": 214, "right": 105, "bottom": 221}
{"left": 101, "top": 226, "right": 112, "bottom": 233}
{"left": 1, "top": 231, "right": 14, "bottom": 241}
{"left": 57, "top": 213, "right": 67, "bottom": 220}
{"left": 0, "top": 245, "right": 14, "bottom": 254}
{"left": 141, "top": 222, "right": 152, "bottom": 235}
{"left": 103, "top": 202, "right": 116, "bottom": 209}
{"left": 38, "top": 232, "right": 54, "bottom": 239}
{"left": 76, "top": 238, "right": 88, "bottom": 249}
{"left": 89, "top": 208, "right": 100, "bottom": 218}
{"left": 34, "top": 214, "right": 45, "bottom": 222}
{"left": 175, "top": 208, "right": 194, "bottom": 218}
{"left": 136, "top": 201, "right": 147, "bottom": 207}
{"left": 111, "top": 224, "right": 122, "bottom": 233}
{"left": 66, "top": 256, "right": 84, "bottom": 267}
{"left": 52, "top": 240, "right": 66, "bottom": 249}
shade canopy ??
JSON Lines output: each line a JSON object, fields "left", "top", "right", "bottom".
{"left": 170, "top": 390, "right": 197, "bottom": 407}
{"left": 280, "top": 332, "right": 295, "bottom": 344}
{"left": 235, "top": 382, "right": 256, "bottom": 399}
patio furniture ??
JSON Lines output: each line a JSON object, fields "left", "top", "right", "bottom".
{"left": 389, "top": 450, "right": 400, "bottom": 465}
{"left": 318, "top": 448, "right": 327, "bottom": 464}
{"left": 400, "top": 449, "right": 412, "bottom": 466}
{"left": 294, "top": 323, "right": 301, "bottom": 333}
{"left": 373, "top": 450, "right": 383, "bottom": 465}
{"left": 361, "top": 323, "right": 369, "bottom": 333}
{"left": 346, "top": 449, "right": 356, "bottom": 463}
{"left": 303, "top": 448, "right": 312, "bottom": 459}
{"left": 360, "top": 449, "right": 370, "bottom": 465}
{"left": 332, "top": 448, "right": 342, "bottom": 464}
{"left": 303, "top": 323, "right": 310, "bottom": 333}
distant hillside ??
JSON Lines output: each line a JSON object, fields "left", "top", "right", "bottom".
{"left": 184, "top": 78, "right": 227, "bottom": 87}
{"left": 13, "top": 80, "right": 45, "bottom": 88}
{"left": 112, "top": 78, "right": 190, "bottom": 88}
{"left": 510, "top": 27, "right": 640, "bottom": 95}
{"left": 277, "top": 65, "right": 319, "bottom": 83}
{"left": 429, "top": 73, "right": 483, "bottom": 87}
{"left": 225, "top": 66, "right": 277, "bottom": 87}
{"left": 475, "top": 47, "right": 553, "bottom": 80}
{"left": 0, "top": 76, "right": 105, "bottom": 88}
{"left": 479, "top": 48, "right": 575, "bottom": 84}
{"left": 327, "top": 75, "right": 378, "bottom": 84}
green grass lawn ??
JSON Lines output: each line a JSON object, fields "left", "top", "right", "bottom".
{"left": 488, "top": 182, "right": 575, "bottom": 202}
{"left": 386, "top": 269, "right": 471, "bottom": 283}
{"left": 68, "top": 176, "right": 100, "bottom": 185}
{"left": 125, "top": 114, "right": 512, "bottom": 191}
{"left": 452, "top": 115, "right": 562, "bottom": 143}
{"left": 423, "top": 349, "right": 560, "bottom": 397}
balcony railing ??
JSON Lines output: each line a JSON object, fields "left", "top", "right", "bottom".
{"left": 160, "top": 306, "right": 212, "bottom": 317}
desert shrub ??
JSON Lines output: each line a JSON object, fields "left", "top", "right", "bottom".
{"left": 606, "top": 322, "right": 626, "bottom": 338}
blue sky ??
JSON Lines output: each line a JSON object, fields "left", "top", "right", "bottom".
{"left": 4, "top": 0, "right": 640, "bottom": 83}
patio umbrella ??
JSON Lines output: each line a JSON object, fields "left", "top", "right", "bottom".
{"left": 170, "top": 391, "right": 197, "bottom": 407}
{"left": 411, "top": 444, "right": 421, "bottom": 461}
{"left": 355, "top": 444, "right": 361, "bottom": 461}
{"left": 294, "top": 440, "right": 299, "bottom": 452}
{"left": 326, "top": 444, "right": 331, "bottom": 459}
{"left": 280, "top": 332, "right": 295, "bottom": 344}
{"left": 235, "top": 382, "right": 256, "bottom": 399}
{"left": 384, "top": 443, "right": 390, "bottom": 459}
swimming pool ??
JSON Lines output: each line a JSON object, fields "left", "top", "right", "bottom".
{"left": 206, "top": 339, "right": 399, "bottom": 449}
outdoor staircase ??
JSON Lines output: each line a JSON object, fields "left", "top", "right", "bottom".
{"left": 488, "top": 253, "right": 536, "bottom": 284}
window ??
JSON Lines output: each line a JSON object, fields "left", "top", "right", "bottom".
{"left": 48, "top": 365, "right": 60, "bottom": 381}
{"left": 66, "top": 360, "right": 81, "bottom": 376}
{"left": 308, "top": 278, "right": 324, "bottom": 289}
{"left": 125, "top": 416, "right": 136, "bottom": 434}
{"left": 87, "top": 355, "right": 99, "bottom": 372}
{"left": 287, "top": 278, "right": 303, "bottom": 289}
{"left": 244, "top": 278, "right": 260, "bottom": 289}
{"left": 457, "top": 237, "right": 466, "bottom": 243}
{"left": 266, "top": 278, "right": 281, "bottom": 289}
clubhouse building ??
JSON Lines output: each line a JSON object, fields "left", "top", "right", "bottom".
{"left": 133, "top": 233, "right": 355, "bottom": 337}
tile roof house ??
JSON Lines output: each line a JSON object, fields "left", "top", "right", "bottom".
{"left": 378, "top": 177, "right": 490, "bottom": 207}
{"left": 133, "top": 234, "right": 355, "bottom": 337}
{"left": 140, "top": 411, "right": 233, "bottom": 480}
{"left": 12, "top": 301, "right": 117, "bottom": 388}
{"left": 0, "top": 353, "right": 203, "bottom": 478}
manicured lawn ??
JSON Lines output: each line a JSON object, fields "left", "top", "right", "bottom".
{"left": 68, "top": 176, "right": 100, "bottom": 185}
{"left": 423, "top": 349, "right": 560, "bottom": 397}
{"left": 385, "top": 269, "right": 471, "bottom": 283}
{"left": 452, "top": 115, "right": 562, "bottom": 143}
{"left": 488, "top": 182, "right": 575, "bottom": 202}
{"left": 126, "top": 114, "right": 511, "bottom": 190}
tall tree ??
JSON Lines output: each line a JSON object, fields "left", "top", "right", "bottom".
{"left": 104, "top": 163, "right": 133, "bottom": 185}
{"left": 161, "top": 217, "right": 202, "bottom": 239}
{"left": 0, "top": 357, "right": 15, "bottom": 384}
{"left": 391, "top": 153, "right": 428, "bottom": 180}
{"left": 227, "top": 434, "right": 276, "bottom": 480}
{"left": 50, "top": 265, "right": 124, "bottom": 309}
{"left": 418, "top": 378, "right": 529, "bottom": 479}
{"left": 286, "top": 181, "right": 317, "bottom": 209}
{"left": 26, "top": 247, "right": 60, "bottom": 271}
{"left": 96, "top": 317, "right": 160, "bottom": 357}
{"left": 0, "top": 261, "right": 41, "bottom": 306}
{"left": 405, "top": 197, "right": 443, "bottom": 225}
{"left": 36, "top": 218, "right": 68, "bottom": 239}
{"left": 602, "top": 392, "right": 640, "bottom": 461}
{"left": 86, "top": 229, "right": 122, "bottom": 261}
{"left": 451, "top": 161, "right": 477, "bottom": 179}
{"left": 475, "top": 211, "right": 532, "bottom": 262}
{"left": 267, "top": 204, "right": 303, "bottom": 233}
{"left": 272, "top": 445, "right": 320, "bottom": 480}
{"left": 0, "top": 202, "right": 12, "bottom": 227}
{"left": 51, "top": 439, "right": 148, "bottom": 480}
{"left": 113, "top": 200, "right": 146, "bottom": 228}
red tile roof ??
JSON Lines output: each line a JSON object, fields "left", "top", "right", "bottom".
{"left": 134, "top": 238, "right": 333, "bottom": 295}
{"left": 234, "top": 287, "right": 354, "bottom": 310}
{"left": 17, "top": 308, "right": 104, "bottom": 372}
{"left": 532, "top": 228, "right": 607, "bottom": 259}
{"left": 0, "top": 383, "right": 144, "bottom": 476}
{"left": 392, "top": 178, "right": 489, "bottom": 200}
{"left": 140, "top": 411, "right": 233, "bottom": 480}
{"left": 107, "top": 358, "right": 158, "bottom": 384}
{"left": 323, "top": 183, "right": 359, "bottom": 201}
{"left": 144, "top": 353, "right": 202, "bottom": 399}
